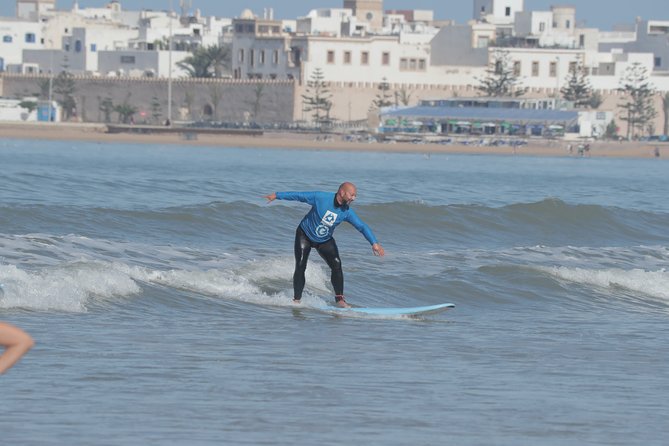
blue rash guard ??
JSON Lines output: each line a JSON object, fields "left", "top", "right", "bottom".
{"left": 275, "top": 191, "right": 378, "bottom": 245}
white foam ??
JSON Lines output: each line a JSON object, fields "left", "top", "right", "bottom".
{"left": 138, "top": 257, "right": 332, "bottom": 308}
{"left": 538, "top": 266, "right": 669, "bottom": 302}
{"left": 0, "top": 233, "right": 347, "bottom": 312}
{"left": 0, "top": 262, "right": 141, "bottom": 312}
{"left": 0, "top": 255, "right": 335, "bottom": 312}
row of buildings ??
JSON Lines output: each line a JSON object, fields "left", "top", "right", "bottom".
{"left": 0, "top": 0, "right": 668, "bottom": 136}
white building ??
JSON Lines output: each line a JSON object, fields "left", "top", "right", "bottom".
{"left": 600, "top": 19, "right": 669, "bottom": 72}
{"left": 232, "top": 6, "right": 443, "bottom": 84}
{"left": 130, "top": 11, "right": 226, "bottom": 51}
{"left": 231, "top": 11, "right": 299, "bottom": 80}
{"left": 0, "top": 18, "right": 44, "bottom": 72}
{"left": 296, "top": 9, "right": 356, "bottom": 37}
{"left": 514, "top": 7, "right": 577, "bottom": 48}
{"left": 385, "top": 9, "right": 434, "bottom": 27}
{"left": 21, "top": 23, "right": 138, "bottom": 75}
{"left": 70, "top": 0, "right": 142, "bottom": 27}
{"left": 473, "top": 0, "right": 524, "bottom": 30}
{"left": 301, "top": 34, "right": 435, "bottom": 84}
{"left": 66, "top": 25, "right": 139, "bottom": 73}
{"left": 5, "top": 0, "right": 231, "bottom": 77}
{"left": 98, "top": 49, "right": 190, "bottom": 77}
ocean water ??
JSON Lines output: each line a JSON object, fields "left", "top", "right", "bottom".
{"left": 1, "top": 140, "right": 668, "bottom": 445}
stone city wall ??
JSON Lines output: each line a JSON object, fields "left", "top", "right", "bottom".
{"left": 0, "top": 74, "right": 296, "bottom": 124}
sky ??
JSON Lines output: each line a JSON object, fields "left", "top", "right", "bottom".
{"left": 0, "top": 0, "right": 663, "bottom": 31}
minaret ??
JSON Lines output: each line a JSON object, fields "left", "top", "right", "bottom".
{"left": 343, "top": 0, "right": 383, "bottom": 31}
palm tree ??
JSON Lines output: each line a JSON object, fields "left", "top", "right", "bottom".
{"left": 114, "top": 103, "right": 137, "bottom": 123}
{"left": 114, "top": 93, "right": 137, "bottom": 123}
{"left": 178, "top": 44, "right": 231, "bottom": 78}
{"left": 205, "top": 45, "right": 231, "bottom": 78}
{"left": 177, "top": 47, "right": 211, "bottom": 78}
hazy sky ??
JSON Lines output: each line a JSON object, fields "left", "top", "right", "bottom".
{"left": 0, "top": 0, "right": 663, "bottom": 30}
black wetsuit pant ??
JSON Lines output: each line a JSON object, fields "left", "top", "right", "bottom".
{"left": 293, "top": 226, "right": 343, "bottom": 301}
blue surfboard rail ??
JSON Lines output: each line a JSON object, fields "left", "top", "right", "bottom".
{"left": 320, "top": 302, "right": 455, "bottom": 316}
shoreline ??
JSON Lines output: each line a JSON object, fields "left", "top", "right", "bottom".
{"left": 0, "top": 122, "right": 665, "bottom": 158}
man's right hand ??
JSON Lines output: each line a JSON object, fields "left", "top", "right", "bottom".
{"left": 264, "top": 193, "right": 277, "bottom": 203}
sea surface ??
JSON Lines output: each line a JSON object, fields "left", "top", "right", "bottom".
{"left": 1, "top": 140, "right": 668, "bottom": 445}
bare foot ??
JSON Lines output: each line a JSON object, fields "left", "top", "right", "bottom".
{"left": 292, "top": 299, "right": 301, "bottom": 304}
{"left": 336, "top": 299, "right": 351, "bottom": 308}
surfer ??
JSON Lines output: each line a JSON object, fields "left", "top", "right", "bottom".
{"left": 265, "top": 182, "right": 384, "bottom": 308}
{"left": 0, "top": 322, "right": 34, "bottom": 374}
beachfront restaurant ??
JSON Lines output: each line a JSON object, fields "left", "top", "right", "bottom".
{"left": 379, "top": 104, "right": 579, "bottom": 138}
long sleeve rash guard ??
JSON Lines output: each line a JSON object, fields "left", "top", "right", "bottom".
{"left": 275, "top": 191, "right": 378, "bottom": 245}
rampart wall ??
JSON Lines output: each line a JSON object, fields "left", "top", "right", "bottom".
{"left": 0, "top": 74, "right": 296, "bottom": 124}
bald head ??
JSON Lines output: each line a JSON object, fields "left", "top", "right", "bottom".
{"left": 336, "top": 182, "right": 357, "bottom": 206}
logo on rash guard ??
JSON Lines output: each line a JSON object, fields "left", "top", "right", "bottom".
{"left": 322, "top": 211, "right": 338, "bottom": 226}
{"left": 315, "top": 211, "right": 338, "bottom": 238}
{"left": 316, "top": 224, "right": 329, "bottom": 238}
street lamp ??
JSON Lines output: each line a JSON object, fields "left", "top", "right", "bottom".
{"left": 48, "top": 39, "right": 54, "bottom": 122}
{"left": 167, "top": 0, "right": 173, "bottom": 126}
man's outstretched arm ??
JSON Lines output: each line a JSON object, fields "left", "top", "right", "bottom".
{"left": 264, "top": 191, "right": 317, "bottom": 204}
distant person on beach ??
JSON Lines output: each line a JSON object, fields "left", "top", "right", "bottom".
{"left": 0, "top": 322, "right": 34, "bottom": 374}
{"left": 655, "top": 146, "right": 660, "bottom": 158}
{"left": 265, "top": 182, "right": 384, "bottom": 308}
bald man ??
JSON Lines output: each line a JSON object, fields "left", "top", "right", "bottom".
{"left": 265, "top": 182, "right": 384, "bottom": 308}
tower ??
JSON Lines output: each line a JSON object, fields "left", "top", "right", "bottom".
{"left": 343, "top": 0, "right": 383, "bottom": 31}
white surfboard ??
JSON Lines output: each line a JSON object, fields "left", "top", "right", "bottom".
{"left": 319, "top": 302, "right": 454, "bottom": 317}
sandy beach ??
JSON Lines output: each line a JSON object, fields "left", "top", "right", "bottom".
{"left": 0, "top": 122, "right": 665, "bottom": 158}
